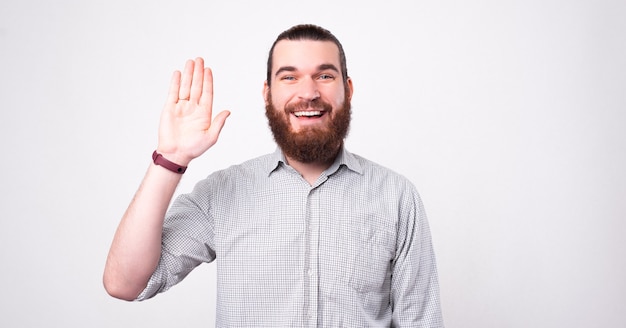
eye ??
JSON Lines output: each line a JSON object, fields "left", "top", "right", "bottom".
{"left": 280, "top": 75, "right": 296, "bottom": 81}
{"left": 318, "top": 74, "right": 335, "bottom": 80}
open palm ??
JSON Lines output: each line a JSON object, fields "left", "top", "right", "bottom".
{"left": 157, "top": 57, "right": 230, "bottom": 166}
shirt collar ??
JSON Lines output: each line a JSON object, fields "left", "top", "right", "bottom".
{"left": 266, "top": 146, "right": 364, "bottom": 177}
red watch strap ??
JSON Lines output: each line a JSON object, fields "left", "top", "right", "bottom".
{"left": 152, "top": 151, "right": 187, "bottom": 174}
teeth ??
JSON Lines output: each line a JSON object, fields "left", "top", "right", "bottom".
{"left": 294, "top": 111, "right": 322, "bottom": 117}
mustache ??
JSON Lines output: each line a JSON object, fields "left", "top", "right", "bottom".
{"left": 284, "top": 99, "right": 332, "bottom": 114}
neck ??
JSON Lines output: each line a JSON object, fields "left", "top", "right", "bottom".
{"left": 285, "top": 155, "right": 336, "bottom": 186}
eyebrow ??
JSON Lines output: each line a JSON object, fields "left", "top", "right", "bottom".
{"left": 274, "top": 64, "right": 340, "bottom": 78}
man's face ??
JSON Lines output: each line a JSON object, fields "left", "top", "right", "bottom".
{"left": 264, "top": 40, "right": 353, "bottom": 163}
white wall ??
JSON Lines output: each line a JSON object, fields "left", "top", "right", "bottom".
{"left": 1, "top": 0, "right": 624, "bottom": 327}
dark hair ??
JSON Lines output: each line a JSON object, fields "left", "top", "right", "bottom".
{"left": 266, "top": 24, "right": 348, "bottom": 87}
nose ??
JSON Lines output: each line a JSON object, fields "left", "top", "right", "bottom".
{"left": 297, "top": 77, "right": 320, "bottom": 101}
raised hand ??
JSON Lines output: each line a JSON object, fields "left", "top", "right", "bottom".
{"left": 157, "top": 57, "right": 230, "bottom": 166}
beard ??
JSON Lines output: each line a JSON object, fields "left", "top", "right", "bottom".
{"left": 265, "top": 89, "right": 351, "bottom": 164}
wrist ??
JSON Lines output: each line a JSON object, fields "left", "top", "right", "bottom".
{"left": 152, "top": 150, "right": 188, "bottom": 174}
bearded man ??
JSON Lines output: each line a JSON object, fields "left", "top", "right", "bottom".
{"left": 104, "top": 24, "right": 444, "bottom": 327}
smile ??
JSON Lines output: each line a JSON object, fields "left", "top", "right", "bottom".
{"left": 293, "top": 110, "right": 323, "bottom": 117}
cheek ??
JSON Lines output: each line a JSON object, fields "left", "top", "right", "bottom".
{"left": 269, "top": 91, "right": 289, "bottom": 110}
{"left": 324, "top": 86, "right": 346, "bottom": 107}
{"left": 332, "top": 94, "right": 346, "bottom": 109}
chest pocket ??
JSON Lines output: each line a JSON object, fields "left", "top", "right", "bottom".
{"left": 318, "top": 206, "right": 396, "bottom": 294}
{"left": 347, "top": 216, "right": 396, "bottom": 293}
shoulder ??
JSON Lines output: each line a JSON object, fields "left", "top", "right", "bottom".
{"left": 347, "top": 151, "right": 418, "bottom": 192}
{"left": 343, "top": 151, "right": 428, "bottom": 227}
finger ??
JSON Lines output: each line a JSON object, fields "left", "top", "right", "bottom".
{"left": 189, "top": 57, "right": 204, "bottom": 102}
{"left": 178, "top": 59, "right": 194, "bottom": 100}
{"left": 199, "top": 67, "right": 214, "bottom": 109}
{"left": 207, "top": 110, "right": 231, "bottom": 145}
{"left": 166, "top": 70, "right": 182, "bottom": 105}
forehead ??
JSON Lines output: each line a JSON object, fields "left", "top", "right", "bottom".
{"left": 271, "top": 40, "right": 341, "bottom": 72}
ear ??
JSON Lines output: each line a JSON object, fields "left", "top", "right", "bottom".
{"left": 346, "top": 77, "right": 354, "bottom": 101}
{"left": 263, "top": 80, "right": 270, "bottom": 104}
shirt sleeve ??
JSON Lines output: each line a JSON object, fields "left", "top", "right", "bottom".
{"left": 390, "top": 183, "right": 444, "bottom": 327}
{"left": 136, "top": 180, "right": 217, "bottom": 301}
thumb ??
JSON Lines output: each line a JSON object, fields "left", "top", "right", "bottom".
{"left": 207, "top": 110, "right": 231, "bottom": 143}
